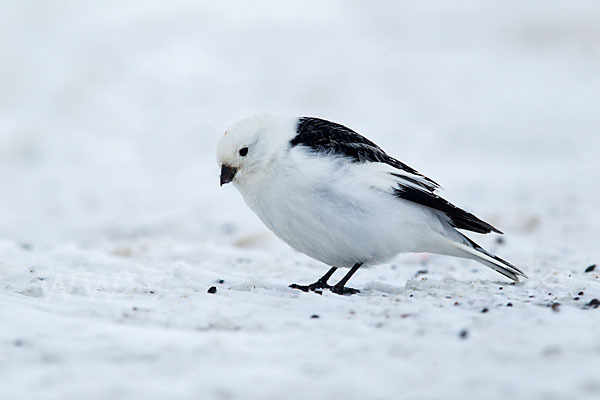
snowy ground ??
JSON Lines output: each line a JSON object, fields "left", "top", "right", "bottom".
{"left": 1, "top": 1, "right": 600, "bottom": 399}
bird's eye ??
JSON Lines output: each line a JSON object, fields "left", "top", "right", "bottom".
{"left": 239, "top": 147, "right": 248, "bottom": 157}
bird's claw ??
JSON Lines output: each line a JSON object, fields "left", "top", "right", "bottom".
{"left": 330, "top": 285, "right": 360, "bottom": 296}
{"left": 289, "top": 282, "right": 360, "bottom": 296}
{"left": 289, "top": 282, "right": 331, "bottom": 294}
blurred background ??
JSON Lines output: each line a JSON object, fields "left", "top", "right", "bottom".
{"left": 1, "top": 0, "right": 599, "bottom": 254}
{"left": 1, "top": 1, "right": 600, "bottom": 399}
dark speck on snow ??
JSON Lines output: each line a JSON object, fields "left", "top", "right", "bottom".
{"left": 585, "top": 264, "right": 596, "bottom": 273}
{"left": 585, "top": 299, "right": 600, "bottom": 309}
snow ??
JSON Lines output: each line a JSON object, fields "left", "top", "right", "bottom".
{"left": 1, "top": 1, "right": 600, "bottom": 399}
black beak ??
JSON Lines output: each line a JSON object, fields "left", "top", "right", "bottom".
{"left": 220, "top": 164, "right": 237, "bottom": 186}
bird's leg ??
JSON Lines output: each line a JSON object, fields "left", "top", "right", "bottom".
{"left": 330, "top": 263, "right": 362, "bottom": 295}
{"left": 289, "top": 267, "right": 337, "bottom": 293}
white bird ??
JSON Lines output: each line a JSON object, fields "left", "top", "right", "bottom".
{"left": 217, "top": 114, "right": 526, "bottom": 295}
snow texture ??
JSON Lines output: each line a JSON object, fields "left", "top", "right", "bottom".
{"left": 1, "top": 1, "right": 600, "bottom": 399}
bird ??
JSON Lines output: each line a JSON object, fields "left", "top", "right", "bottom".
{"left": 217, "top": 114, "right": 526, "bottom": 295}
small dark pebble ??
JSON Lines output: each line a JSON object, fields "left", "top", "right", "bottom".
{"left": 574, "top": 297, "right": 580, "bottom": 301}
{"left": 310, "top": 314, "right": 320, "bottom": 319}
{"left": 481, "top": 307, "right": 489, "bottom": 313}
{"left": 149, "top": 290, "right": 155, "bottom": 294}
{"left": 506, "top": 302, "right": 513, "bottom": 307}
{"left": 499, "top": 287, "right": 503, "bottom": 290}
{"left": 459, "top": 329, "right": 469, "bottom": 339}
{"left": 585, "top": 264, "right": 596, "bottom": 273}
{"left": 217, "top": 279, "right": 225, "bottom": 284}
{"left": 415, "top": 269, "right": 428, "bottom": 277}
{"left": 132, "top": 307, "right": 138, "bottom": 311}
{"left": 578, "top": 291, "right": 584, "bottom": 296}
{"left": 548, "top": 293, "right": 552, "bottom": 296}
{"left": 454, "top": 301, "right": 460, "bottom": 306}
{"left": 409, "top": 294, "right": 413, "bottom": 298}
{"left": 207, "top": 286, "right": 217, "bottom": 294}
{"left": 585, "top": 298, "right": 600, "bottom": 309}
{"left": 528, "top": 295, "right": 535, "bottom": 298}
{"left": 551, "top": 303, "right": 560, "bottom": 312}
{"left": 495, "top": 237, "right": 505, "bottom": 245}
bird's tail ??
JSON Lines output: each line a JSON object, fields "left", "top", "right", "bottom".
{"left": 447, "top": 234, "right": 527, "bottom": 282}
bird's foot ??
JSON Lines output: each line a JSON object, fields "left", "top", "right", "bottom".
{"left": 289, "top": 280, "right": 331, "bottom": 294}
{"left": 330, "top": 285, "right": 360, "bottom": 296}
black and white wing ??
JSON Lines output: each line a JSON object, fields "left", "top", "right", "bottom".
{"left": 291, "top": 117, "right": 501, "bottom": 235}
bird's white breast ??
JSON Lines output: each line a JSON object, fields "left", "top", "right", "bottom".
{"left": 236, "top": 148, "right": 447, "bottom": 268}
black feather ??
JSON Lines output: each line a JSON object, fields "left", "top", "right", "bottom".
{"left": 460, "top": 234, "right": 526, "bottom": 278}
{"left": 292, "top": 117, "right": 435, "bottom": 184}
{"left": 293, "top": 117, "right": 500, "bottom": 235}
{"left": 394, "top": 185, "right": 502, "bottom": 234}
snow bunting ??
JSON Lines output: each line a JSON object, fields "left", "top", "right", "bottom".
{"left": 217, "top": 114, "right": 526, "bottom": 295}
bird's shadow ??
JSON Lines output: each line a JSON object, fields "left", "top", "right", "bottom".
{"left": 361, "top": 281, "right": 405, "bottom": 295}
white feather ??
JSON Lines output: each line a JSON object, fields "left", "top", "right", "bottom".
{"left": 217, "top": 114, "right": 525, "bottom": 282}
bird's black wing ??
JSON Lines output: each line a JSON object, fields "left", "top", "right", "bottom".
{"left": 392, "top": 185, "right": 501, "bottom": 234}
{"left": 291, "top": 117, "right": 501, "bottom": 234}
{"left": 292, "top": 117, "right": 438, "bottom": 189}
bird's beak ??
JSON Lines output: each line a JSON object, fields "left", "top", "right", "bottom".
{"left": 220, "top": 164, "right": 237, "bottom": 186}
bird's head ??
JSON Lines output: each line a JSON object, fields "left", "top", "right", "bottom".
{"left": 217, "top": 114, "right": 293, "bottom": 187}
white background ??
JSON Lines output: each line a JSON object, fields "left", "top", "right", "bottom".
{"left": 1, "top": 1, "right": 599, "bottom": 399}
